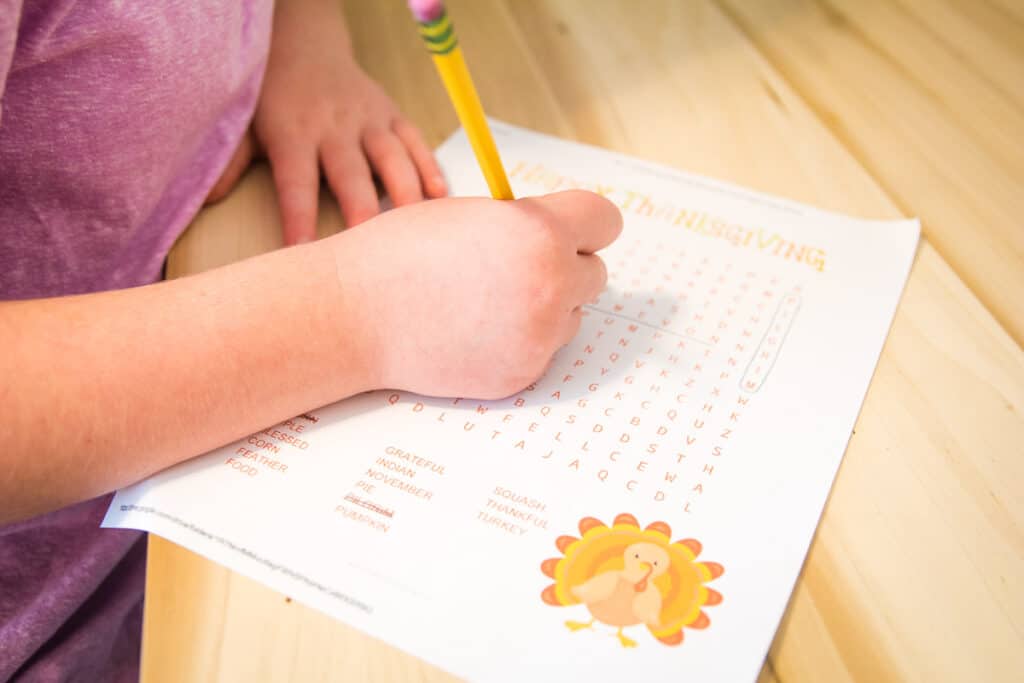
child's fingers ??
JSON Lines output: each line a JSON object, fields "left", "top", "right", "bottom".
{"left": 522, "top": 190, "right": 623, "bottom": 255}
{"left": 362, "top": 127, "right": 423, "bottom": 207}
{"left": 392, "top": 119, "right": 447, "bottom": 198}
{"left": 321, "top": 138, "right": 379, "bottom": 228}
{"left": 571, "top": 254, "right": 608, "bottom": 308}
{"left": 266, "top": 141, "right": 319, "bottom": 245}
{"left": 559, "top": 306, "right": 585, "bottom": 346}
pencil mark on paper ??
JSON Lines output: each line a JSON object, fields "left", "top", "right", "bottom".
{"left": 740, "top": 290, "right": 801, "bottom": 393}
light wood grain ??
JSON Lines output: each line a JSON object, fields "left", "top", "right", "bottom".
{"left": 715, "top": 0, "right": 1024, "bottom": 346}
{"left": 987, "top": 0, "right": 1024, "bottom": 26}
{"left": 897, "top": 0, "right": 1024, "bottom": 111}
{"left": 145, "top": 1, "right": 1024, "bottom": 681}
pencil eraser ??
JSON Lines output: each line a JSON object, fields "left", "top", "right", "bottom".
{"left": 408, "top": 0, "right": 444, "bottom": 23}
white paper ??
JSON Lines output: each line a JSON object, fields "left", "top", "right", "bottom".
{"left": 105, "top": 121, "right": 919, "bottom": 682}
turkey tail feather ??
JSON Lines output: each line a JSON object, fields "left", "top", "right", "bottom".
{"left": 645, "top": 521, "right": 672, "bottom": 539}
{"left": 555, "top": 535, "right": 577, "bottom": 553}
{"left": 703, "top": 561, "right": 725, "bottom": 579}
{"left": 654, "top": 629, "right": 684, "bottom": 646}
{"left": 540, "top": 558, "right": 559, "bottom": 578}
{"left": 541, "top": 584, "right": 563, "bottom": 606}
{"left": 677, "top": 538, "right": 702, "bottom": 557}
{"left": 612, "top": 513, "right": 638, "bottom": 528}
{"left": 578, "top": 517, "right": 606, "bottom": 535}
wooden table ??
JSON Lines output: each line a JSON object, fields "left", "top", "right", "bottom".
{"left": 143, "top": 1, "right": 1024, "bottom": 681}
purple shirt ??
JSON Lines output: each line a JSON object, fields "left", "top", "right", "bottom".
{"left": 0, "top": 1, "right": 272, "bottom": 679}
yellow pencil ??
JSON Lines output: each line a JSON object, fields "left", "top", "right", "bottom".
{"left": 407, "top": 0, "right": 514, "bottom": 200}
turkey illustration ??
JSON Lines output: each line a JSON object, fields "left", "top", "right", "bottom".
{"left": 540, "top": 513, "right": 724, "bottom": 648}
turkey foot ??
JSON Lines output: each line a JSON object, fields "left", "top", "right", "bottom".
{"left": 615, "top": 628, "right": 638, "bottom": 648}
{"left": 565, "top": 619, "right": 595, "bottom": 632}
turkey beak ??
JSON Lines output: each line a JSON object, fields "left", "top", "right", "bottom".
{"left": 639, "top": 562, "right": 652, "bottom": 574}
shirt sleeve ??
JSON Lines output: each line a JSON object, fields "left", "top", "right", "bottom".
{"left": 0, "top": 0, "right": 25, "bottom": 126}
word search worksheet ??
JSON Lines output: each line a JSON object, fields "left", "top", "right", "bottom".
{"left": 105, "top": 121, "right": 919, "bottom": 682}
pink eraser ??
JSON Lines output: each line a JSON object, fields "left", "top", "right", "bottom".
{"left": 408, "top": 0, "right": 444, "bottom": 23}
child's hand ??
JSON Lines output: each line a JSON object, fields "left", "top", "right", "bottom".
{"left": 252, "top": 0, "right": 447, "bottom": 245}
{"left": 333, "top": 190, "right": 623, "bottom": 399}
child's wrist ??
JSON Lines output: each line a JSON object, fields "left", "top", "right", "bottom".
{"left": 320, "top": 231, "right": 387, "bottom": 394}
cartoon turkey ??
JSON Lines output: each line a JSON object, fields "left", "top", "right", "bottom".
{"left": 540, "top": 513, "right": 724, "bottom": 648}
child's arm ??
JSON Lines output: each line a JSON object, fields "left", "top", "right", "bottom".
{"left": 250, "top": 0, "right": 447, "bottom": 244}
{"left": 0, "top": 190, "right": 621, "bottom": 525}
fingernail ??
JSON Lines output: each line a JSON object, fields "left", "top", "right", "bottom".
{"left": 295, "top": 235, "right": 312, "bottom": 244}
